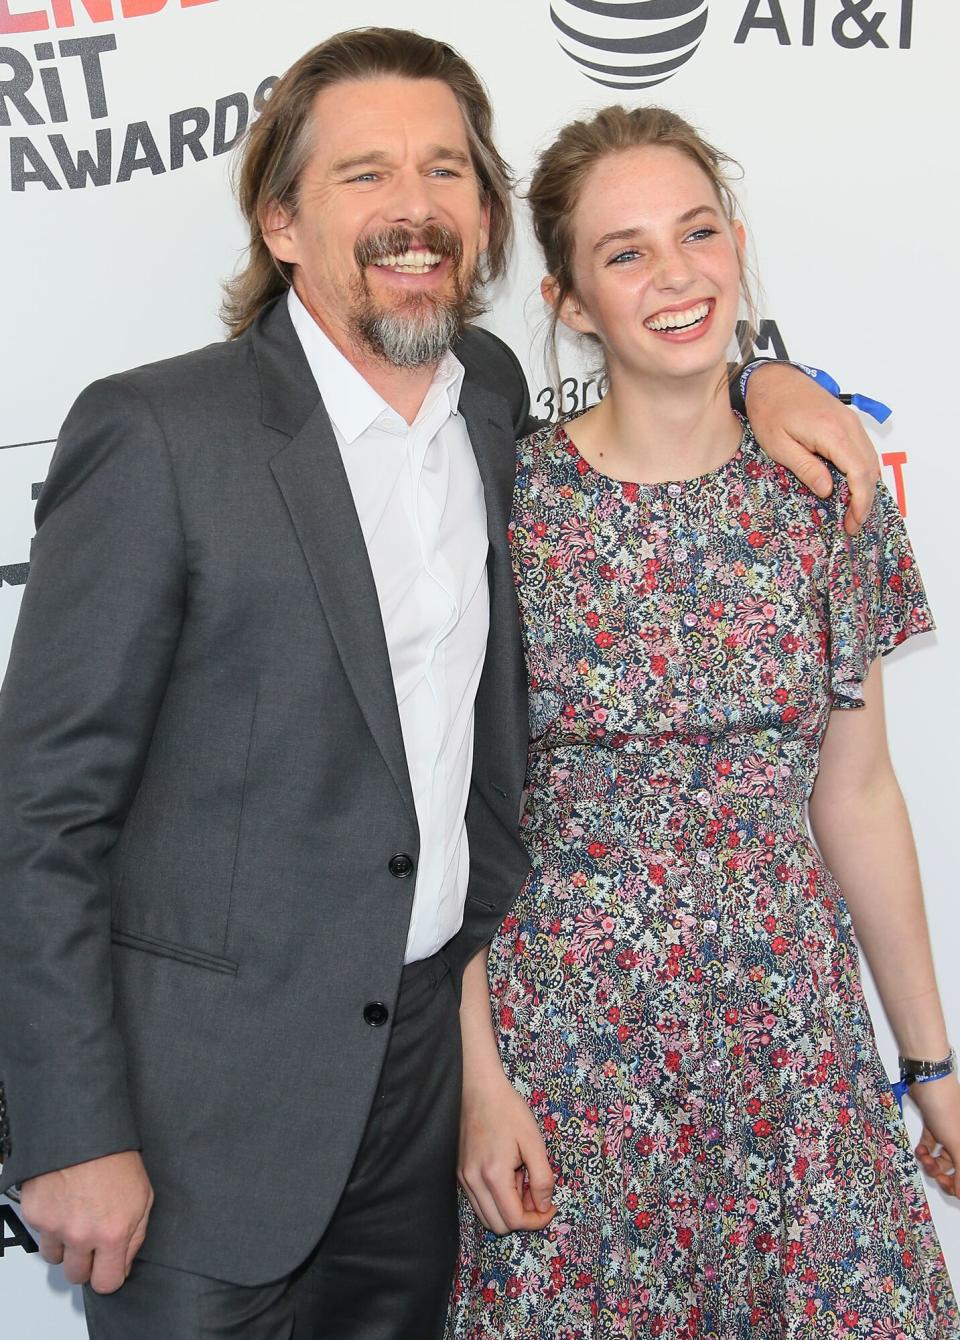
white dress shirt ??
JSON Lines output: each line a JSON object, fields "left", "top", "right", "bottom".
{"left": 288, "top": 290, "right": 490, "bottom": 963}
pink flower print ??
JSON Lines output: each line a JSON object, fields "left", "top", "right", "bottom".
{"left": 603, "top": 1101, "right": 635, "bottom": 1157}
{"left": 732, "top": 595, "right": 779, "bottom": 644}
{"left": 742, "top": 1004, "right": 778, "bottom": 1047}
{"left": 569, "top": 907, "right": 617, "bottom": 963}
{"left": 742, "top": 753, "right": 794, "bottom": 797}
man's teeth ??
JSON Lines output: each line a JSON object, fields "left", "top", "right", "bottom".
{"left": 644, "top": 301, "right": 711, "bottom": 332}
{"left": 372, "top": 250, "right": 443, "bottom": 273}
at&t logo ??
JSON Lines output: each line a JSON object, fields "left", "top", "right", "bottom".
{"left": 550, "top": 0, "right": 709, "bottom": 91}
{"left": 551, "top": 0, "right": 915, "bottom": 89}
{"left": 735, "top": 0, "right": 913, "bottom": 48}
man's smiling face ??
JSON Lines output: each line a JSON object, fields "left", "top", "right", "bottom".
{"left": 262, "top": 75, "right": 491, "bottom": 368}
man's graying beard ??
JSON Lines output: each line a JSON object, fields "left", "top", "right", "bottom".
{"left": 351, "top": 225, "right": 476, "bottom": 368}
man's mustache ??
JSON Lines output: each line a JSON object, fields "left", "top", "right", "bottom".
{"left": 354, "top": 225, "right": 463, "bottom": 269}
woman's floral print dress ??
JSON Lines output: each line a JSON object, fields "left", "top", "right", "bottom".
{"left": 448, "top": 417, "right": 957, "bottom": 1339}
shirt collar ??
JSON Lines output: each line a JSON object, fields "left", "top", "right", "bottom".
{"left": 287, "top": 288, "right": 465, "bottom": 445}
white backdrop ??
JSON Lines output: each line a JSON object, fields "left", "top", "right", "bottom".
{"left": 1, "top": 0, "right": 958, "bottom": 1331}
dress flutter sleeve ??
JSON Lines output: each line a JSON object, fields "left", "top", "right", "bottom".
{"left": 826, "top": 479, "right": 935, "bottom": 709}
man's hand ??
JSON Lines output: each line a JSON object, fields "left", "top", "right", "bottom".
{"left": 744, "top": 363, "right": 880, "bottom": 534}
{"left": 21, "top": 1150, "right": 153, "bottom": 1293}
{"left": 458, "top": 1076, "right": 555, "bottom": 1236}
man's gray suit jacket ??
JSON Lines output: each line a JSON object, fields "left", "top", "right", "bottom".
{"left": 0, "top": 296, "right": 532, "bottom": 1285}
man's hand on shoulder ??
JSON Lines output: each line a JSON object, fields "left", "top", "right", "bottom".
{"left": 744, "top": 363, "right": 880, "bottom": 535}
{"left": 21, "top": 1150, "right": 153, "bottom": 1293}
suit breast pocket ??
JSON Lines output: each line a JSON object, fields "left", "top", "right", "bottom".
{"left": 112, "top": 667, "right": 259, "bottom": 958}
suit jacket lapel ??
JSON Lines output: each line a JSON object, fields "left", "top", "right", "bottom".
{"left": 458, "top": 382, "right": 529, "bottom": 802}
{"left": 458, "top": 381, "right": 515, "bottom": 549}
{"left": 254, "top": 302, "right": 416, "bottom": 826}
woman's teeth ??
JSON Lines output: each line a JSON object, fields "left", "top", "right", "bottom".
{"left": 644, "top": 301, "right": 711, "bottom": 332}
{"left": 372, "top": 250, "right": 443, "bottom": 273}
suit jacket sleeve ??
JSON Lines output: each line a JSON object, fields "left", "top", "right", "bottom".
{"left": 0, "top": 377, "right": 186, "bottom": 1190}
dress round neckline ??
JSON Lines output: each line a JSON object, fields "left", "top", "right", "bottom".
{"left": 554, "top": 415, "right": 752, "bottom": 497}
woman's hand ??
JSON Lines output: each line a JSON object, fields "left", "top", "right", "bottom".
{"left": 458, "top": 1074, "right": 556, "bottom": 1236}
{"left": 911, "top": 1076, "right": 960, "bottom": 1199}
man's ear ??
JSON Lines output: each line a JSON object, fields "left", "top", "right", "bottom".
{"left": 260, "top": 200, "right": 298, "bottom": 266}
{"left": 542, "top": 274, "right": 595, "bottom": 338}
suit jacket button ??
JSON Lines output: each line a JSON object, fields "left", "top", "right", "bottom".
{"left": 388, "top": 853, "right": 414, "bottom": 879}
{"left": 363, "top": 1001, "right": 389, "bottom": 1028}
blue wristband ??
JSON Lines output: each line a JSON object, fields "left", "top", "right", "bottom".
{"left": 891, "top": 1049, "right": 956, "bottom": 1112}
{"left": 892, "top": 1070, "right": 952, "bottom": 1113}
{"left": 740, "top": 360, "right": 892, "bottom": 426}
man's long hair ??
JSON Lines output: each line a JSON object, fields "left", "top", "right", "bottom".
{"left": 221, "top": 28, "right": 514, "bottom": 339}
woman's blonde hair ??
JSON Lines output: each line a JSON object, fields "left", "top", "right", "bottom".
{"left": 222, "top": 27, "right": 514, "bottom": 338}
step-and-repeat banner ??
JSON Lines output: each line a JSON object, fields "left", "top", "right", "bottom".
{"left": 2, "top": 0, "right": 957, "bottom": 1331}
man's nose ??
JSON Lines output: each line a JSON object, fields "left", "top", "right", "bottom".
{"left": 383, "top": 168, "right": 435, "bottom": 229}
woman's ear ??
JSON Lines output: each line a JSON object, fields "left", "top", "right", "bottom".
{"left": 733, "top": 218, "right": 747, "bottom": 254}
{"left": 540, "top": 273, "right": 561, "bottom": 315}
{"left": 542, "top": 274, "right": 595, "bottom": 337}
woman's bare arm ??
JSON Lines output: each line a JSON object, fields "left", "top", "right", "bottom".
{"left": 809, "top": 658, "right": 960, "bottom": 1195}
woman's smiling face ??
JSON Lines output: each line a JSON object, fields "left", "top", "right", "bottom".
{"left": 557, "top": 143, "right": 746, "bottom": 387}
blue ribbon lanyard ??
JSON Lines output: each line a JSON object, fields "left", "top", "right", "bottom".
{"left": 794, "top": 363, "right": 892, "bottom": 426}
{"left": 891, "top": 1071, "right": 947, "bottom": 1113}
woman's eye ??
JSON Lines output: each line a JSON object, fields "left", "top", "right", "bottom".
{"left": 608, "top": 249, "right": 642, "bottom": 265}
{"left": 686, "top": 227, "right": 719, "bottom": 242}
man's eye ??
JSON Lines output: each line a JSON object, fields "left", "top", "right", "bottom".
{"left": 348, "top": 173, "right": 379, "bottom": 183}
{"left": 429, "top": 167, "right": 459, "bottom": 178}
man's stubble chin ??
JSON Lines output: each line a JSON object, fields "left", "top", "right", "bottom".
{"left": 352, "top": 291, "right": 464, "bottom": 369}
{"left": 348, "top": 258, "right": 481, "bottom": 369}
